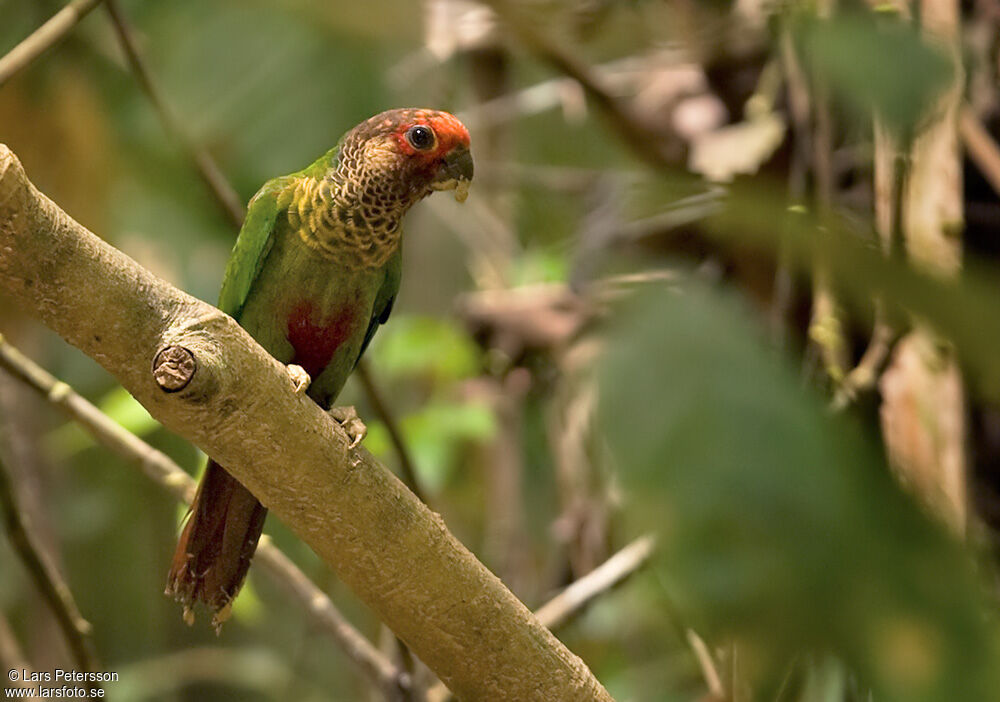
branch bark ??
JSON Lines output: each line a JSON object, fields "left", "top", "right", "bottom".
{"left": 427, "top": 534, "right": 657, "bottom": 702}
{"left": 0, "top": 144, "right": 612, "bottom": 701}
{"left": 880, "top": 0, "right": 967, "bottom": 535}
{"left": 0, "top": 0, "right": 104, "bottom": 88}
{"left": 0, "top": 333, "right": 407, "bottom": 694}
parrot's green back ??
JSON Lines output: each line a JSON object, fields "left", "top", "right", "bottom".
{"left": 220, "top": 149, "right": 401, "bottom": 408}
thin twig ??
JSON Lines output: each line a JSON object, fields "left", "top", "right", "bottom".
{"left": 355, "top": 361, "right": 427, "bottom": 505}
{"left": 0, "top": 457, "right": 100, "bottom": 694}
{"left": 476, "top": 0, "right": 673, "bottom": 170}
{"left": 831, "top": 307, "right": 894, "bottom": 411}
{"left": 829, "top": 115, "right": 901, "bottom": 411}
{"left": 0, "top": 335, "right": 193, "bottom": 504}
{"left": 0, "top": 613, "right": 32, "bottom": 690}
{"left": 102, "top": 0, "right": 245, "bottom": 228}
{"left": 686, "top": 629, "right": 725, "bottom": 700}
{"left": 0, "top": 0, "right": 104, "bottom": 88}
{"left": 255, "top": 540, "right": 410, "bottom": 697}
{"left": 427, "top": 533, "right": 658, "bottom": 702}
{"left": 960, "top": 105, "right": 1000, "bottom": 201}
{"left": 0, "top": 333, "right": 407, "bottom": 695}
{"left": 533, "top": 534, "right": 655, "bottom": 628}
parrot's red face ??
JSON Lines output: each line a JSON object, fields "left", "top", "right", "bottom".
{"left": 338, "top": 108, "right": 474, "bottom": 208}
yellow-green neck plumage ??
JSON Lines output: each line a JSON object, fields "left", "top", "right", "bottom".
{"left": 283, "top": 122, "right": 443, "bottom": 268}
{"left": 285, "top": 174, "right": 404, "bottom": 268}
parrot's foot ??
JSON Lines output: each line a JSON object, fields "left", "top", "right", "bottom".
{"left": 329, "top": 406, "right": 367, "bottom": 449}
{"left": 286, "top": 364, "right": 311, "bottom": 395}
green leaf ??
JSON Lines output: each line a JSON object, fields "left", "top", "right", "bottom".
{"left": 99, "top": 385, "right": 161, "bottom": 436}
{"left": 598, "top": 282, "right": 1000, "bottom": 701}
{"left": 365, "top": 401, "right": 496, "bottom": 491}
{"left": 369, "top": 316, "right": 480, "bottom": 382}
{"left": 795, "top": 11, "right": 953, "bottom": 134}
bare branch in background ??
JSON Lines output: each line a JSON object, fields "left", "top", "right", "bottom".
{"left": 355, "top": 361, "right": 426, "bottom": 506}
{"left": 427, "top": 534, "right": 659, "bottom": 702}
{"left": 0, "top": 336, "right": 193, "bottom": 503}
{"left": 830, "top": 116, "right": 899, "bottom": 410}
{"left": 533, "top": 534, "right": 655, "bottom": 629}
{"left": 0, "top": 614, "right": 32, "bottom": 690}
{"left": 0, "top": 0, "right": 104, "bottom": 88}
{"left": 880, "top": 0, "right": 967, "bottom": 534}
{"left": 102, "top": 0, "right": 244, "bottom": 229}
{"left": 0, "top": 334, "right": 407, "bottom": 696}
{"left": 687, "top": 629, "right": 726, "bottom": 701}
{"left": 254, "top": 542, "right": 410, "bottom": 696}
{"left": 475, "top": 0, "right": 674, "bottom": 169}
{"left": 0, "top": 457, "right": 100, "bottom": 694}
{"left": 832, "top": 305, "right": 895, "bottom": 410}
{"left": 960, "top": 105, "right": 1000, "bottom": 201}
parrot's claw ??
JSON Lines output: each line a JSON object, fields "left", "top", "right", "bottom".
{"left": 286, "top": 364, "right": 311, "bottom": 395}
{"left": 328, "top": 406, "right": 367, "bottom": 449}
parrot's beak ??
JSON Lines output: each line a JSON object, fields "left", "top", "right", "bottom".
{"left": 431, "top": 145, "right": 474, "bottom": 202}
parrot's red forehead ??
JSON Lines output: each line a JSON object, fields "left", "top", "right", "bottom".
{"left": 357, "top": 108, "right": 469, "bottom": 160}
{"left": 412, "top": 110, "right": 470, "bottom": 148}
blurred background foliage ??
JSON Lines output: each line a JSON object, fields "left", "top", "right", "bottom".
{"left": 2, "top": 0, "right": 1000, "bottom": 701}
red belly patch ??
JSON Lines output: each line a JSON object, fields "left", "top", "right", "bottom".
{"left": 287, "top": 302, "right": 356, "bottom": 378}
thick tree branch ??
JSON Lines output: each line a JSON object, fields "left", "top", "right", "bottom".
{"left": 0, "top": 0, "right": 104, "bottom": 88}
{"left": 0, "top": 144, "right": 612, "bottom": 701}
{"left": 0, "top": 456, "right": 100, "bottom": 694}
{"left": 0, "top": 334, "right": 407, "bottom": 695}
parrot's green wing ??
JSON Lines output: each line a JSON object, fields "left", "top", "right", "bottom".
{"left": 354, "top": 249, "right": 402, "bottom": 367}
{"left": 217, "top": 176, "right": 293, "bottom": 319}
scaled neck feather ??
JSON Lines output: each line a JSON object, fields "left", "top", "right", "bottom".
{"left": 286, "top": 138, "right": 428, "bottom": 269}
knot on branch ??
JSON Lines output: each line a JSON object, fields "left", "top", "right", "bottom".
{"left": 153, "top": 345, "right": 196, "bottom": 392}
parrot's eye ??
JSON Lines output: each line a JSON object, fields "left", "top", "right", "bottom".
{"left": 405, "top": 125, "right": 436, "bottom": 151}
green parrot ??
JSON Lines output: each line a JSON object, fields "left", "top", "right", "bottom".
{"left": 165, "top": 108, "right": 473, "bottom": 629}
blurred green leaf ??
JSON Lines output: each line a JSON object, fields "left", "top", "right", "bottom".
{"left": 406, "top": 401, "right": 496, "bottom": 490}
{"left": 599, "top": 282, "right": 1000, "bottom": 701}
{"left": 801, "top": 657, "right": 847, "bottom": 702}
{"left": 510, "top": 247, "right": 570, "bottom": 287}
{"left": 624, "top": 172, "right": 1000, "bottom": 401}
{"left": 795, "top": 11, "right": 953, "bottom": 133}
{"left": 232, "top": 577, "right": 264, "bottom": 627}
{"left": 369, "top": 316, "right": 481, "bottom": 383}
{"left": 47, "top": 386, "right": 160, "bottom": 458}
{"left": 99, "top": 385, "right": 161, "bottom": 436}
{"left": 367, "top": 400, "right": 496, "bottom": 491}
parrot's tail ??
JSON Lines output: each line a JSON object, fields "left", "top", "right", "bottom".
{"left": 165, "top": 459, "right": 268, "bottom": 631}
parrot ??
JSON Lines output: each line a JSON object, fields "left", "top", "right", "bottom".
{"left": 165, "top": 108, "right": 473, "bottom": 630}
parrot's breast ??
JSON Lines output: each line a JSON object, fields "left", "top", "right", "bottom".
{"left": 286, "top": 302, "right": 358, "bottom": 379}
